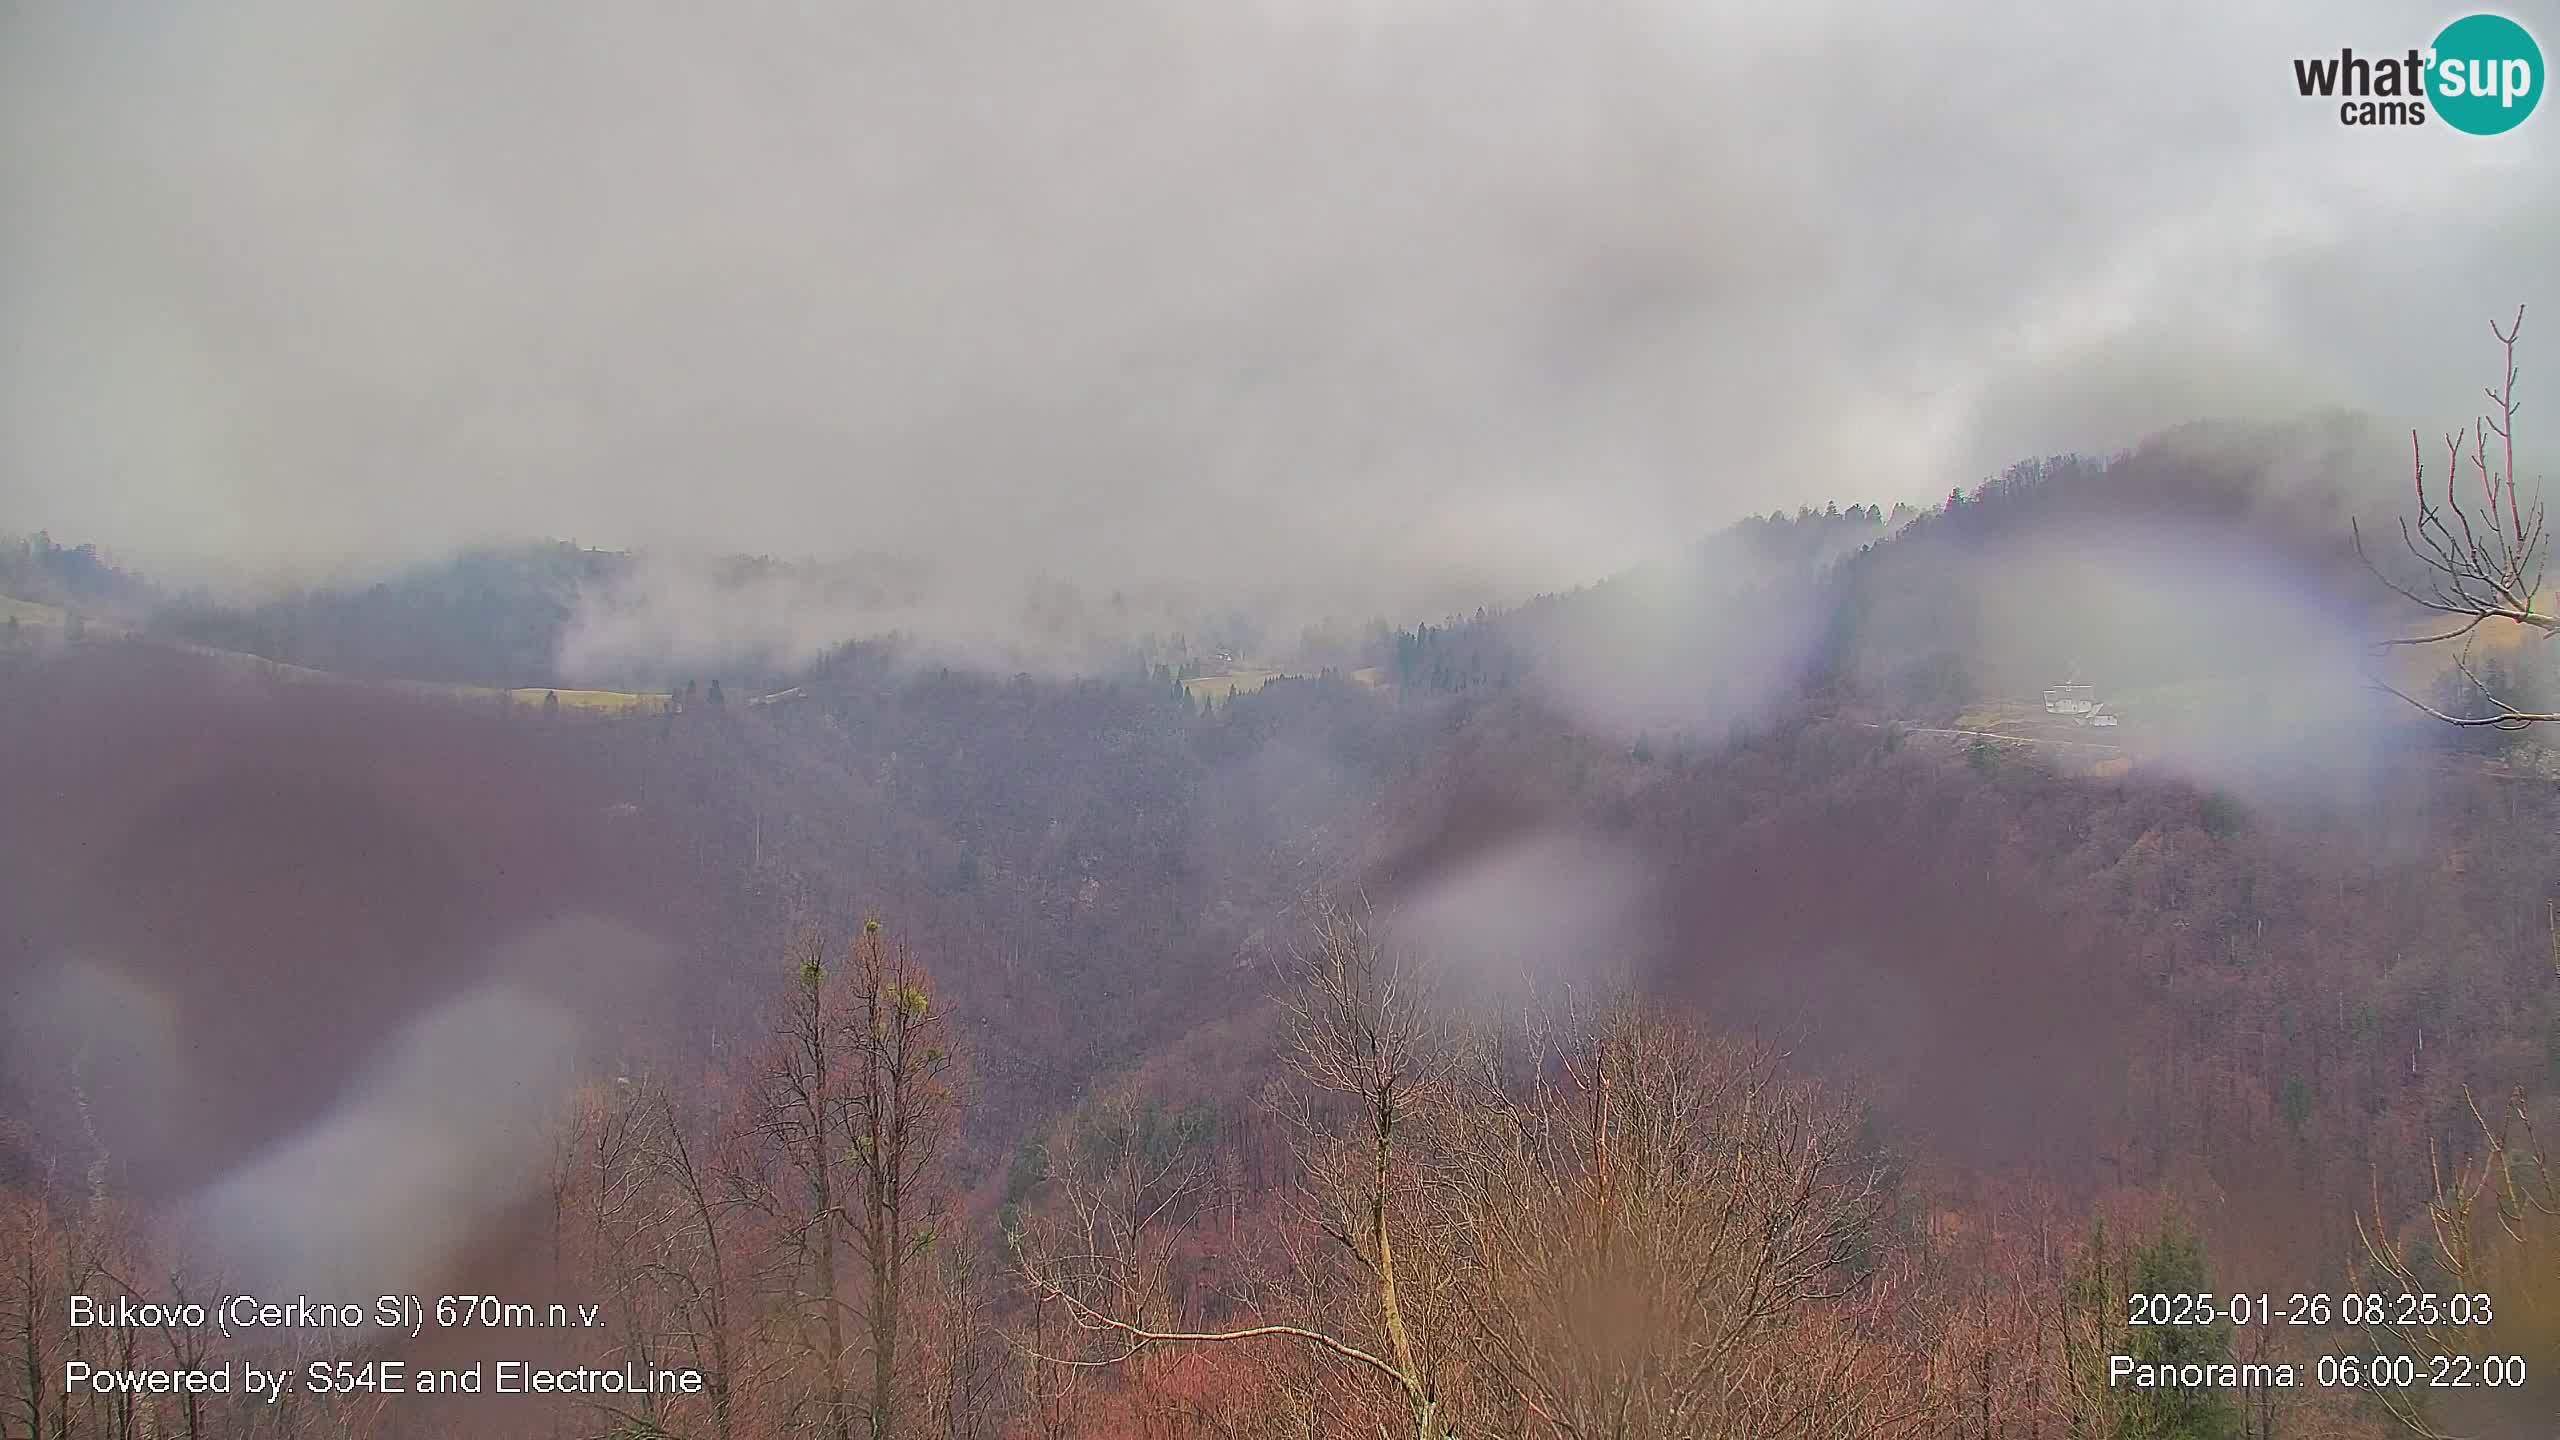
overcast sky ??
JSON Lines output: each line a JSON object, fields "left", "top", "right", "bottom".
{"left": 3, "top": 0, "right": 2554, "bottom": 616}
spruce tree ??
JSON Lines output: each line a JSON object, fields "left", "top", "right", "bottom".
{"left": 2119, "top": 1224, "right": 2242, "bottom": 1439}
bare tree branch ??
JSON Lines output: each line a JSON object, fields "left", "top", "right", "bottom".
{"left": 2360, "top": 307, "right": 2560, "bottom": 728}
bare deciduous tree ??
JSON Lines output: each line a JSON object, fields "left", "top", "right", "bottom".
{"left": 639, "top": 1076, "right": 760, "bottom": 1440}
{"left": 732, "top": 917, "right": 961, "bottom": 1440}
{"left": 2349, "top": 306, "right": 2560, "bottom": 1440}
{"left": 1020, "top": 898, "right": 1463, "bottom": 1440}
{"left": 739, "top": 923, "right": 862, "bottom": 1439}
{"left": 1020, "top": 902, "right": 1935, "bottom": 1440}
{"left": 2356, "top": 1086, "right": 2560, "bottom": 1439}
{"left": 843, "top": 918, "right": 962, "bottom": 1440}
{"left": 2357, "top": 305, "right": 2555, "bottom": 726}
{"left": 1014, "top": 1086, "right": 1206, "bottom": 1381}
{"left": 1439, "top": 1001, "right": 1917, "bottom": 1440}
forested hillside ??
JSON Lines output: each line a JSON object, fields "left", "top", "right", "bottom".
{"left": 1378, "top": 415, "right": 2404, "bottom": 721}
{"left": 5, "top": 416, "right": 2557, "bottom": 1437}
{"left": 9, "top": 0, "right": 2552, "bottom": 1425}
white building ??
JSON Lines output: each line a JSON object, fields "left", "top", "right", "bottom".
{"left": 2043, "top": 683, "right": 2098, "bottom": 716}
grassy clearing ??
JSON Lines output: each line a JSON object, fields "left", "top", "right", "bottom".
{"left": 1183, "top": 665, "right": 1390, "bottom": 703}
{"left": 0, "top": 597, "right": 669, "bottom": 715}
{"left": 1951, "top": 699, "right": 2052, "bottom": 734}
{"left": 0, "top": 594, "right": 65, "bottom": 628}
{"left": 1183, "top": 669, "right": 1286, "bottom": 703}
{"left": 177, "top": 644, "right": 333, "bottom": 682}
{"left": 506, "top": 687, "right": 668, "bottom": 713}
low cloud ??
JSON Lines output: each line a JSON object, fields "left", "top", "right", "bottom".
{"left": 188, "top": 980, "right": 586, "bottom": 1306}
{"left": 3, "top": 0, "right": 2550, "bottom": 622}
{"left": 1385, "top": 828, "right": 1654, "bottom": 1013}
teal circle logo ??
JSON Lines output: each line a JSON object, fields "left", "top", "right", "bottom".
{"left": 2429, "top": 13, "right": 2543, "bottom": 133}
